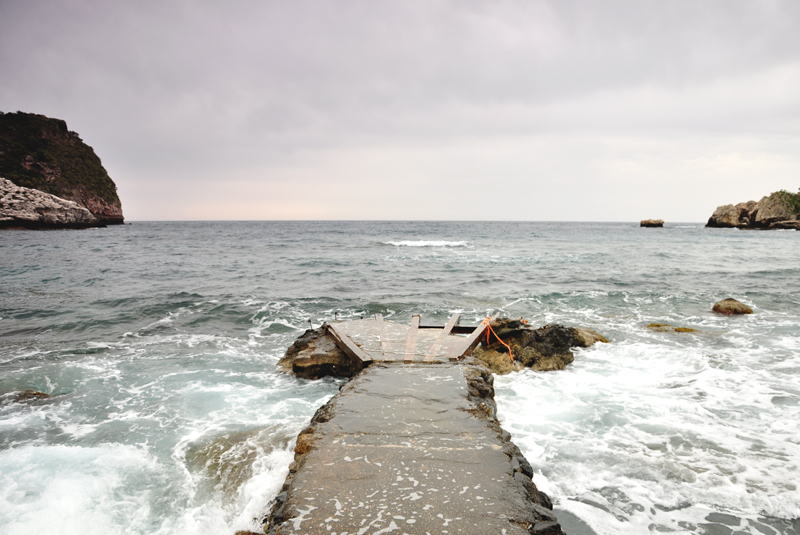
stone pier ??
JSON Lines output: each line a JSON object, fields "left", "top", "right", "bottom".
{"left": 264, "top": 360, "right": 564, "bottom": 535}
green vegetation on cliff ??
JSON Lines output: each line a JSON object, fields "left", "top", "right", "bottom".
{"left": 0, "top": 111, "right": 123, "bottom": 223}
{"left": 774, "top": 189, "right": 800, "bottom": 215}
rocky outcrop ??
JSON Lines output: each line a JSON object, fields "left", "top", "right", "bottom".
{"left": 706, "top": 191, "right": 800, "bottom": 230}
{"left": 0, "top": 111, "right": 123, "bottom": 224}
{"left": 277, "top": 326, "right": 361, "bottom": 379}
{"left": 712, "top": 298, "right": 753, "bottom": 315}
{"left": 640, "top": 219, "right": 664, "bottom": 227}
{"left": 474, "top": 319, "right": 608, "bottom": 374}
{"left": 1, "top": 177, "right": 102, "bottom": 229}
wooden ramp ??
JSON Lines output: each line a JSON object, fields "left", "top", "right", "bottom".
{"left": 326, "top": 314, "right": 489, "bottom": 364}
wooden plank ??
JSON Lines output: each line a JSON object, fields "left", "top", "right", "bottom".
{"left": 424, "top": 313, "right": 461, "bottom": 361}
{"left": 445, "top": 315, "right": 496, "bottom": 361}
{"left": 374, "top": 314, "right": 394, "bottom": 361}
{"left": 404, "top": 314, "right": 421, "bottom": 363}
{"left": 419, "top": 325, "right": 482, "bottom": 334}
{"left": 327, "top": 323, "right": 373, "bottom": 364}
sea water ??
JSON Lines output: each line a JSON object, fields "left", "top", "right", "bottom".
{"left": 0, "top": 221, "right": 798, "bottom": 535}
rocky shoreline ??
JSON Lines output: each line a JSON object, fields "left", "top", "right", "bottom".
{"left": 706, "top": 190, "right": 800, "bottom": 230}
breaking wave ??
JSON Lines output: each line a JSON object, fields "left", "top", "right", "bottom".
{"left": 383, "top": 240, "right": 469, "bottom": 247}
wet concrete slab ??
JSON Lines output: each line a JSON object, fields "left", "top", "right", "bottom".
{"left": 265, "top": 362, "right": 563, "bottom": 535}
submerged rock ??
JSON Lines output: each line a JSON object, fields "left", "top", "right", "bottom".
{"left": 1, "top": 389, "right": 54, "bottom": 403}
{"left": 1, "top": 177, "right": 101, "bottom": 229}
{"left": 706, "top": 191, "right": 800, "bottom": 230}
{"left": 185, "top": 426, "right": 294, "bottom": 506}
{"left": 277, "top": 325, "right": 360, "bottom": 379}
{"left": 712, "top": 298, "right": 753, "bottom": 315}
{"left": 647, "top": 323, "right": 699, "bottom": 333}
{"left": 640, "top": 219, "right": 664, "bottom": 227}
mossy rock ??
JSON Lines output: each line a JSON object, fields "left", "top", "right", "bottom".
{"left": 712, "top": 299, "right": 753, "bottom": 315}
{"left": 647, "top": 323, "right": 700, "bottom": 333}
{"left": 474, "top": 321, "right": 608, "bottom": 374}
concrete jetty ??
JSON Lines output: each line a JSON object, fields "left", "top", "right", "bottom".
{"left": 264, "top": 316, "right": 565, "bottom": 535}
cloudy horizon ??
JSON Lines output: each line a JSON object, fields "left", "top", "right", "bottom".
{"left": 1, "top": 0, "right": 798, "bottom": 222}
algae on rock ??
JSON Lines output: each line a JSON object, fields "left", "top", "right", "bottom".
{"left": 473, "top": 320, "right": 608, "bottom": 374}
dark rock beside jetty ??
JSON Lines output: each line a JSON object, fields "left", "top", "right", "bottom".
{"left": 713, "top": 298, "right": 753, "bottom": 315}
{"left": 640, "top": 219, "right": 664, "bottom": 227}
{"left": 474, "top": 320, "right": 608, "bottom": 374}
{"left": 277, "top": 326, "right": 362, "bottom": 379}
{"left": 706, "top": 191, "right": 800, "bottom": 230}
{"left": 1, "top": 177, "right": 102, "bottom": 229}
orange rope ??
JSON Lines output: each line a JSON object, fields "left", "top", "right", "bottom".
{"left": 484, "top": 317, "right": 514, "bottom": 361}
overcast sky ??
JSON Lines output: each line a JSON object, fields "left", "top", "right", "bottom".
{"left": 1, "top": 0, "right": 798, "bottom": 221}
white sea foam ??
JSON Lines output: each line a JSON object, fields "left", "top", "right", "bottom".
{"left": 0, "top": 444, "right": 161, "bottom": 535}
{"left": 495, "top": 338, "right": 800, "bottom": 534}
{"left": 383, "top": 240, "right": 469, "bottom": 247}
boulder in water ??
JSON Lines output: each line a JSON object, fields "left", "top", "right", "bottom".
{"left": 640, "top": 219, "right": 664, "bottom": 227}
{"left": 712, "top": 298, "right": 753, "bottom": 315}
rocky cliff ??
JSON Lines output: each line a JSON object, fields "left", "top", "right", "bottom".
{"left": 0, "top": 111, "right": 123, "bottom": 224}
{"left": 1, "top": 177, "right": 102, "bottom": 229}
{"left": 706, "top": 190, "right": 800, "bottom": 230}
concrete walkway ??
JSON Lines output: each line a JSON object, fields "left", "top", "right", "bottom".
{"left": 265, "top": 362, "right": 564, "bottom": 535}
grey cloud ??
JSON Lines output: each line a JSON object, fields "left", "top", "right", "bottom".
{"left": 1, "top": 0, "right": 798, "bottom": 219}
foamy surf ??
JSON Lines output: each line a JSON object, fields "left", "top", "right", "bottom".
{"left": 495, "top": 336, "right": 800, "bottom": 535}
{"left": 383, "top": 240, "right": 469, "bottom": 247}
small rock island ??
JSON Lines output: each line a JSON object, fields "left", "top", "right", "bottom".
{"left": 0, "top": 111, "right": 123, "bottom": 229}
{"left": 706, "top": 190, "right": 800, "bottom": 230}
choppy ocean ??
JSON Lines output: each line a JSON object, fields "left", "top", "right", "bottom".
{"left": 1, "top": 221, "right": 798, "bottom": 535}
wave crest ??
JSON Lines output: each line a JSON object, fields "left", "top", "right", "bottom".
{"left": 384, "top": 240, "right": 468, "bottom": 247}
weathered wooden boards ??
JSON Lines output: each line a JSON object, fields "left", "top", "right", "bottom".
{"left": 325, "top": 314, "right": 489, "bottom": 364}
